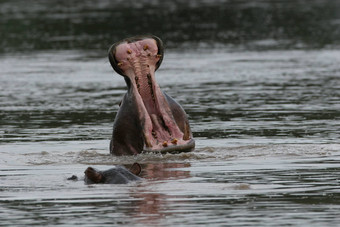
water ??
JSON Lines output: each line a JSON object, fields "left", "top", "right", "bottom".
{"left": 1, "top": 0, "right": 340, "bottom": 226}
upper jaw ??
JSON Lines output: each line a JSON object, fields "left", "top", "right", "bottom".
{"left": 108, "top": 35, "right": 164, "bottom": 77}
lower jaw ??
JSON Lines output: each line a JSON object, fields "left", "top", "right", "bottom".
{"left": 143, "top": 138, "right": 195, "bottom": 154}
{"left": 131, "top": 73, "right": 192, "bottom": 152}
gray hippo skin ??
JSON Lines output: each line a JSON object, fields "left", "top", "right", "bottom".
{"left": 84, "top": 163, "right": 142, "bottom": 184}
{"left": 108, "top": 35, "right": 195, "bottom": 155}
{"left": 68, "top": 163, "right": 142, "bottom": 184}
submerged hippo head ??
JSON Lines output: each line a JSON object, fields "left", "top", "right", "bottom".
{"left": 108, "top": 35, "right": 195, "bottom": 155}
{"left": 84, "top": 163, "right": 142, "bottom": 184}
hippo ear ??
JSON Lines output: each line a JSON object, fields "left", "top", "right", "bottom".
{"left": 129, "top": 163, "right": 142, "bottom": 176}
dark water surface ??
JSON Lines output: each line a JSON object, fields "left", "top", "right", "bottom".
{"left": 1, "top": 0, "right": 340, "bottom": 52}
{"left": 1, "top": 0, "right": 340, "bottom": 226}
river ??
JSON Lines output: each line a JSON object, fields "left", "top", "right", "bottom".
{"left": 1, "top": 0, "right": 340, "bottom": 226}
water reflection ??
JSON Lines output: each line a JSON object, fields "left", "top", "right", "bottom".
{"left": 1, "top": 145, "right": 339, "bottom": 226}
{"left": 130, "top": 163, "right": 191, "bottom": 225}
{"left": 141, "top": 162, "right": 191, "bottom": 180}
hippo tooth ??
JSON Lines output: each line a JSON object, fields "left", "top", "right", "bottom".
{"left": 117, "top": 62, "right": 123, "bottom": 67}
{"left": 171, "top": 138, "right": 178, "bottom": 144}
{"left": 127, "top": 49, "right": 132, "bottom": 54}
{"left": 145, "top": 137, "right": 152, "bottom": 147}
{"left": 162, "top": 141, "right": 168, "bottom": 147}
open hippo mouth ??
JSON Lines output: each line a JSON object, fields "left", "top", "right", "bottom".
{"left": 108, "top": 35, "right": 195, "bottom": 155}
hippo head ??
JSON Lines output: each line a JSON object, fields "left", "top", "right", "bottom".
{"left": 84, "top": 163, "right": 142, "bottom": 184}
{"left": 108, "top": 35, "right": 195, "bottom": 155}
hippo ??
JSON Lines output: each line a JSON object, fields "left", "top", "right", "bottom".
{"left": 108, "top": 35, "right": 195, "bottom": 155}
{"left": 68, "top": 163, "right": 142, "bottom": 184}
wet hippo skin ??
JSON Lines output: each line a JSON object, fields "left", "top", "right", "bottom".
{"left": 108, "top": 35, "right": 195, "bottom": 155}
{"left": 68, "top": 163, "right": 142, "bottom": 184}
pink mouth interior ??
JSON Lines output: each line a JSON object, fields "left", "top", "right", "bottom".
{"left": 114, "top": 39, "right": 190, "bottom": 151}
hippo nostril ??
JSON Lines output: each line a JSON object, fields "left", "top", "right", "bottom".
{"left": 127, "top": 49, "right": 132, "bottom": 54}
{"left": 143, "top": 45, "right": 149, "bottom": 50}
